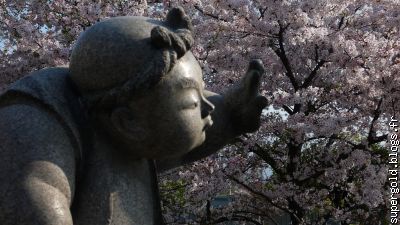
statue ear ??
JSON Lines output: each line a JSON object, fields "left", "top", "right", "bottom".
{"left": 110, "top": 107, "right": 147, "bottom": 142}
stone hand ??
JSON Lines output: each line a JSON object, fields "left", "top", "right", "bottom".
{"left": 224, "top": 59, "right": 268, "bottom": 135}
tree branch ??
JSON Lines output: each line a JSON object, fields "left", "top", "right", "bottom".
{"left": 270, "top": 23, "right": 299, "bottom": 91}
{"left": 232, "top": 210, "right": 279, "bottom": 225}
{"left": 226, "top": 174, "right": 291, "bottom": 214}
{"left": 367, "top": 98, "right": 385, "bottom": 146}
{"left": 282, "top": 105, "right": 294, "bottom": 115}
{"left": 193, "top": 5, "right": 228, "bottom": 22}
{"left": 212, "top": 215, "right": 262, "bottom": 225}
{"left": 250, "top": 143, "right": 285, "bottom": 177}
{"left": 286, "top": 139, "right": 302, "bottom": 177}
{"left": 301, "top": 60, "right": 326, "bottom": 89}
{"left": 258, "top": 7, "right": 268, "bottom": 20}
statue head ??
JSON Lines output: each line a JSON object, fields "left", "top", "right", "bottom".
{"left": 69, "top": 7, "right": 214, "bottom": 159}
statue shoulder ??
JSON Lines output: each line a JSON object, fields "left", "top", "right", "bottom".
{"left": 0, "top": 66, "right": 87, "bottom": 166}
{"left": 0, "top": 67, "right": 72, "bottom": 110}
{"left": 0, "top": 103, "right": 77, "bottom": 165}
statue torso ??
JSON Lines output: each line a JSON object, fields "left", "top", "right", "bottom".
{"left": 0, "top": 68, "right": 164, "bottom": 224}
{"left": 72, "top": 134, "right": 163, "bottom": 225}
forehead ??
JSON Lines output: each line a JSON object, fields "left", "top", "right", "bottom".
{"left": 168, "top": 52, "right": 203, "bottom": 87}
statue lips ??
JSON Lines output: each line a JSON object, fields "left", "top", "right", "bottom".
{"left": 203, "top": 116, "right": 213, "bottom": 131}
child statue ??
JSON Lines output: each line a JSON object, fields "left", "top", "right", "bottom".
{"left": 0, "top": 7, "right": 267, "bottom": 225}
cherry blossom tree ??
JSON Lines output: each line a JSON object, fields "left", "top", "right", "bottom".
{"left": 1, "top": 1, "right": 398, "bottom": 224}
{"left": 160, "top": 0, "right": 398, "bottom": 224}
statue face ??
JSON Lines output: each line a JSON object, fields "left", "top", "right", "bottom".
{"left": 124, "top": 52, "right": 215, "bottom": 159}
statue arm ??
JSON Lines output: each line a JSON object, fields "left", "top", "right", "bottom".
{"left": 157, "top": 60, "right": 267, "bottom": 172}
{"left": 0, "top": 104, "right": 76, "bottom": 225}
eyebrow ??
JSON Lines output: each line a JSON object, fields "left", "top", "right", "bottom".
{"left": 175, "top": 77, "right": 201, "bottom": 90}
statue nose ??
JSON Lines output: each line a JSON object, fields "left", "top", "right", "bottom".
{"left": 201, "top": 97, "right": 215, "bottom": 118}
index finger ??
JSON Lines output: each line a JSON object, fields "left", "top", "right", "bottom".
{"left": 247, "top": 59, "right": 265, "bottom": 74}
{"left": 244, "top": 59, "right": 264, "bottom": 98}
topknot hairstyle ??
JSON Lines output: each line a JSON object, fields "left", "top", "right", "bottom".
{"left": 69, "top": 7, "right": 194, "bottom": 112}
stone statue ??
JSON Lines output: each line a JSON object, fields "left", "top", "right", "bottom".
{"left": 0, "top": 7, "right": 267, "bottom": 225}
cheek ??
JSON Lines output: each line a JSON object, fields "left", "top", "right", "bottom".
{"left": 171, "top": 110, "right": 205, "bottom": 150}
{"left": 150, "top": 102, "right": 205, "bottom": 158}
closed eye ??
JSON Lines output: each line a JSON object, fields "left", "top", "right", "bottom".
{"left": 182, "top": 101, "right": 199, "bottom": 109}
{"left": 191, "top": 101, "right": 199, "bottom": 108}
